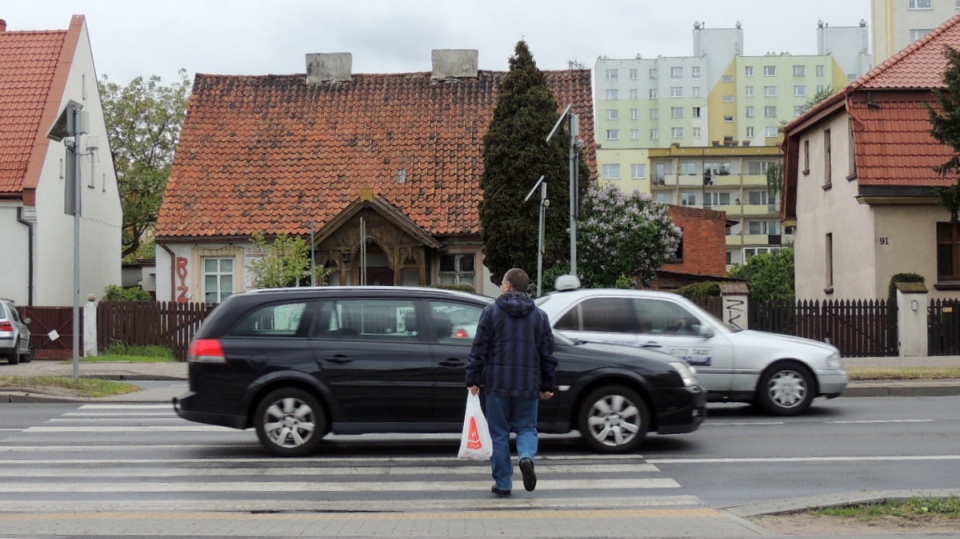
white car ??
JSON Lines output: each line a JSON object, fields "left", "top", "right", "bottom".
{"left": 534, "top": 276, "right": 848, "bottom": 416}
{"left": 0, "top": 298, "right": 33, "bottom": 365}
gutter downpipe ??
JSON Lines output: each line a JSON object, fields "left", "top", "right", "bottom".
{"left": 16, "top": 207, "right": 34, "bottom": 306}
{"left": 159, "top": 242, "right": 176, "bottom": 302}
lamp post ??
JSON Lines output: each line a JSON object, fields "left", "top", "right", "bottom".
{"left": 546, "top": 104, "right": 581, "bottom": 277}
{"left": 524, "top": 175, "right": 548, "bottom": 297}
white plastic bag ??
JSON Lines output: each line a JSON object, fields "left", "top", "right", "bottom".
{"left": 458, "top": 390, "right": 493, "bottom": 460}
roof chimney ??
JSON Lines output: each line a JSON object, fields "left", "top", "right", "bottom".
{"left": 0, "top": 20, "right": 7, "bottom": 32}
{"left": 306, "top": 53, "right": 352, "bottom": 84}
{"left": 431, "top": 49, "right": 478, "bottom": 79}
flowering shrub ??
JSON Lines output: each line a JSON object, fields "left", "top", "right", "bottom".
{"left": 577, "top": 183, "right": 682, "bottom": 288}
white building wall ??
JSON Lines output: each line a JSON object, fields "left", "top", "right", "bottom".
{"left": 0, "top": 205, "right": 31, "bottom": 305}
{"left": 872, "top": 0, "right": 960, "bottom": 62}
{"left": 34, "top": 20, "right": 122, "bottom": 306}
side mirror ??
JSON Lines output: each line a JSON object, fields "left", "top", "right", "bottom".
{"left": 24, "top": 318, "right": 31, "bottom": 325}
{"left": 699, "top": 325, "right": 715, "bottom": 339}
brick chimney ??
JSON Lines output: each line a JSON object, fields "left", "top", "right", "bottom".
{"left": 305, "top": 53, "right": 352, "bottom": 84}
{"left": 0, "top": 20, "right": 7, "bottom": 32}
{"left": 431, "top": 49, "right": 478, "bottom": 79}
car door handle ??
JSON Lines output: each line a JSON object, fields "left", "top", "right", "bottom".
{"left": 439, "top": 359, "right": 466, "bottom": 367}
{"left": 324, "top": 355, "right": 352, "bottom": 364}
{"left": 641, "top": 342, "right": 662, "bottom": 349}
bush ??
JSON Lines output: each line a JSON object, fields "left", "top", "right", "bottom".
{"left": 102, "top": 285, "right": 152, "bottom": 302}
{"left": 102, "top": 342, "right": 174, "bottom": 358}
{"left": 888, "top": 273, "right": 925, "bottom": 302}
{"left": 674, "top": 281, "right": 722, "bottom": 299}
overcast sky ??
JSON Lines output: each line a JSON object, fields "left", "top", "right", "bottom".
{"left": 6, "top": 1, "right": 871, "bottom": 84}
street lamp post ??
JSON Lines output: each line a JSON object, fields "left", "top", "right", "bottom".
{"left": 546, "top": 104, "right": 581, "bottom": 277}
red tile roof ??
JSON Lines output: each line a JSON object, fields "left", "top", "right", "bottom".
{"left": 157, "top": 69, "right": 595, "bottom": 239}
{"left": 852, "top": 13, "right": 960, "bottom": 91}
{"left": 0, "top": 24, "right": 69, "bottom": 195}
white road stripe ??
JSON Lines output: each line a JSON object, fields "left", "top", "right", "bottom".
{"left": 78, "top": 404, "right": 173, "bottom": 409}
{"left": 648, "top": 455, "right": 960, "bottom": 464}
{"left": 25, "top": 426, "right": 234, "bottom": 432}
{"left": 830, "top": 419, "right": 934, "bottom": 424}
{"left": 0, "top": 477, "right": 679, "bottom": 493}
{"left": 0, "top": 463, "right": 658, "bottom": 477}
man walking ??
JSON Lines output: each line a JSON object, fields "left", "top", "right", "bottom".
{"left": 466, "top": 268, "right": 558, "bottom": 496}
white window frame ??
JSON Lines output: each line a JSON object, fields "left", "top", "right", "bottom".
{"left": 671, "top": 106, "right": 683, "bottom": 118}
{"left": 439, "top": 254, "right": 475, "bottom": 288}
{"left": 605, "top": 69, "right": 618, "bottom": 80}
{"left": 722, "top": 95, "right": 734, "bottom": 103}
{"left": 670, "top": 87, "right": 683, "bottom": 97}
{"left": 763, "top": 65, "right": 777, "bottom": 76}
{"left": 629, "top": 68, "right": 639, "bottom": 80}
{"left": 629, "top": 89, "right": 639, "bottom": 99}
{"left": 764, "top": 86, "right": 777, "bottom": 97}
{"left": 602, "top": 164, "right": 621, "bottom": 179}
{"left": 631, "top": 163, "right": 647, "bottom": 179}
{"left": 692, "top": 127, "right": 702, "bottom": 138}
{"left": 649, "top": 89, "right": 659, "bottom": 99}
{"left": 909, "top": 0, "right": 932, "bottom": 9}
{"left": 764, "top": 106, "right": 777, "bottom": 118}
{"left": 606, "top": 89, "right": 619, "bottom": 100}
{"left": 793, "top": 65, "right": 806, "bottom": 77}
{"left": 692, "top": 86, "right": 701, "bottom": 97}
{"left": 692, "top": 106, "right": 701, "bottom": 118}
{"left": 745, "top": 86, "right": 754, "bottom": 97}
{"left": 203, "top": 258, "right": 235, "bottom": 304}
{"left": 746, "top": 126, "right": 755, "bottom": 137}
{"left": 745, "top": 65, "right": 754, "bottom": 77}
{"left": 630, "top": 129, "right": 639, "bottom": 140}
{"left": 607, "top": 109, "right": 620, "bottom": 120}
{"left": 794, "top": 85, "right": 807, "bottom": 97}
{"left": 910, "top": 29, "right": 933, "bottom": 42}
{"left": 816, "top": 65, "right": 825, "bottom": 77}
{"left": 650, "top": 128, "right": 659, "bottom": 140}
{"left": 671, "top": 66, "right": 683, "bottom": 78}
{"left": 691, "top": 66, "right": 701, "bottom": 78}
{"left": 680, "top": 162, "right": 697, "bottom": 175}
{"left": 671, "top": 127, "right": 684, "bottom": 139}
{"left": 606, "top": 129, "right": 619, "bottom": 140}
{"left": 649, "top": 109, "right": 659, "bottom": 120}
{"left": 630, "top": 108, "right": 640, "bottom": 120}
{"left": 765, "top": 126, "right": 779, "bottom": 137}
{"left": 722, "top": 75, "right": 734, "bottom": 82}
{"left": 746, "top": 106, "right": 755, "bottom": 118}
{"left": 649, "top": 68, "right": 658, "bottom": 80}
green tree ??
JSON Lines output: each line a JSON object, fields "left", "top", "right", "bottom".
{"left": 928, "top": 46, "right": 960, "bottom": 222}
{"left": 246, "top": 232, "right": 327, "bottom": 288}
{"left": 799, "top": 85, "right": 835, "bottom": 115}
{"left": 100, "top": 70, "right": 191, "bottom": 257}
{"left": 575, "top": 183, "right": 681, "bottom": 288}
{"left": 479, "top": 40, "right": 590, "bottom": 286}
{"left": 728, "top": 246, "right": 795, "bottom": 301}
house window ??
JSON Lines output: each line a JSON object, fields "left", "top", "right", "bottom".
{"left": 654, "top": 163, "right": 667, "bottom": 184}
{"left": 910, "top": 29, "right": 932, "bottom": 42}
{"left": 692, "top": 66, "right": 701, "bottom": 78}
{"left": 693, "top": 127, "right": 702, "bottom": 138}
{"left": 706, "top": 192, "right": 731, "bottom": 207}
{"left": 764, "top": 65, "right": 777, "bottom": 76}
{"left": 649, "top": 109, "right": 659, "bottom": 120}
{"left": 606, "top": 109, "right": 619, "bottom": 120}
{"left": 605, "top": 69, "right": 618, "bottom": 79}
{"left": 745, "top": 65, "right": 754, "bottom": 77}
{"left": 748, "top": 220, "right": 779, "bottom": 234}
{"left": 631, "top": 164, "right": 647, "bottom": 178}
{"left": 606, "top": 129, "right": 619, "bottom": 140}
{"left": 671, "top": 107, "right": 683, "bottom": 118}
{"left": 602, "top": 164, "right": 621, "bottom": 179}
{"left": 745, "top": 86, "right": 754, "bottom": 97}
{"left": 692, "top": 86, "right": 701, "bottom": 97}
{"left": 704, "top": 162, "right": 732, "bottom": 176}
{"left": 203, "top": 258, "right": 234, "bottom": 303}
{"left": 671, "top": 66, "right": 683, "bottom": 78}
{"left": 692, "top": 106, "right": 702, "bottom": 118}
{"left": 803, "top": 139, "right": 810, "bottom": 173}
{"left": 649, "top": 68, "right": 658, "bottom": 79}
{"left": 723, "top": 75, "right": 734, "bottom": 83}
{"left": 606, "top": 89, "right": 619, "bottom": 100}
{"left": 793, "top": 65, "right": 806, "bottom": 77}
{"left": 744, "top": 246, "right": 781, "bottom": 261}
{"left": 650, "top": 128, "right": 659, "bottom": 140}
{"left": 746, "top": 106, "right": 755, "bottom": 118}
{"left": 680, "top": 162, "right": 697, "bottom": 175}
{"left": 672, "top": 127, "right": 684, "bottom": 139}
{"left": 680, "top": 192, "right": 698, "bottom": 206}
{"left": 794, "top": 85, "right": 807, "bottom": 97}
{"left": 764, "top": 106, "right": 778, "bottom": 118}
{"left": 909, "top": 0, "right": 932, "bottom": 8}
{"left": 765, "top": 126, "right": 779, "bottom": 137}
{"left": 746, "top": 126, "right": 755, "bottom": 138}
{"left": 724, "top": 115, "right": 735, "bottom": 122}
{"left": 439, "top": 254, "right": 475, "bottom": 289}
{"left": 629, "top": 89, "right": 639, "bottom": 99}
{"left": 670, "top": 87, "right": 683, "bottom": 97}
{"left": 630, "top": 129, "right": 639, "bottom": 140}
{"left": 748, "top": 190, "right": 769, "bottom": 205}
{"left": 816, "top": 65, "right": 825, "bottom": 77}
{"left": 629, "top": 68, "right": 639, "bottom": 80}
{"left": 764, "top": 86, "right": 777, "bottom": 97}
{"left": 825, "top": 233, "right": 834, "bottom": 291}
{"left": 747, "top": 161, "right": 775, "bottom": 175}
{"left": 630, "top": 108, "right": 640, "bottom": 120}
{"left": 649, "top": 89, "right": 659, "bottom": 99}
{"left": 723, "top": 95, "right": 734, "bottom": 103}
{"left": 937, "top": 222, "right": 960, "bottom": 281}
{"left": 824, "top": 128, "right": 832, "bottom": 185}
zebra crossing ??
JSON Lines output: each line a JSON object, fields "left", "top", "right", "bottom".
{"left": 0, "top": 404, "right": 703, "bottom": 514}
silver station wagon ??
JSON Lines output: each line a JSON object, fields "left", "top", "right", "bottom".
{"left": 535, "top": 276, "right": 849, "bottom": 416}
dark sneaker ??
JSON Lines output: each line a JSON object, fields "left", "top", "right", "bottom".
{"left": 519, "top": 457, "right": 537, "bottom": 492}
{"left": 491, "top": 486, "right": 511, "bottom": 496}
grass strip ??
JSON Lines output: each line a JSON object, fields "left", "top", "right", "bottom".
{"left": 0, "top": 376, "right": 141, "bottom": 398}
{"left": 811, "top": 496, "right": 960, "bottom": 522}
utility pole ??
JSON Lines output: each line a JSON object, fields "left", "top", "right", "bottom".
{"left": 524, "top": 175, "right": 548, "bottom": 297}
{"left": 546, "top": 104, "right": 581, "bottom": 276}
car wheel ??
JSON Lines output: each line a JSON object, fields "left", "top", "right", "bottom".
{"left": 21, "top": 340, "right": 34, "bottom": 363}
{"left": 254, "top": 388, "right": 326, "bottom": 457}
{"left": 756, "top": 361, "right": 814, "bottom": 416}
{"left": 8, "top": 340, "right": 20, "bottom": 365}
{"left": 577, "top": 385, "right": 650, "bottom": 454}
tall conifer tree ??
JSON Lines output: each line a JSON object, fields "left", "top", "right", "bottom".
{"left": 480, "top": 41, "right": 589, "bottom": 288}
{"left": 929, "top": 46, "right": 960, "bottom": 222}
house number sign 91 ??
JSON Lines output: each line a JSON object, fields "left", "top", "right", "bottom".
{"left": 879, "top": 237, "right": 890, "bottom": 245}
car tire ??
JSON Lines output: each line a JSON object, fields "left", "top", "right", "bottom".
{"left": 21, "top": 340, "right": 34, "bottom": 363}
{"left": 254, "top": 388, "right": 326, "bottom": 457}
{"left": 8, "top": 340, "right": 20, "bottom": 365}
{"left": 576, "top": 385, "right": 650, "bottom": 454}
{"left": 756, "top": 361, "right": 815, "bottom": 416}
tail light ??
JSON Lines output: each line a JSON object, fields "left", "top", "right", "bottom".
{"left": 455, "top": 328, "right": 469, "bottom": 338}
{"left": 188, "top": 339, "right": 227, "bottom": 364}
{"left": 0, "top": 321, "right": 13, "bottom": 332}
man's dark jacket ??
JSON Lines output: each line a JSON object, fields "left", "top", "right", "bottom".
{"left": 465, "top": 291, "right": 559, "bottom": 399}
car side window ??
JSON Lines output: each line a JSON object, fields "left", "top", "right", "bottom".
{"left": 635, "top": 299, "right": 700, "bottom": 335}
{"left": 428, "top": 301, "right": 483, "bottom": 343}
{"left": 315, "top": 299, "right": 419, "bottom": 341}
{"left": 577, "top": 297, "right": 638, "bottom": 333}
{"left": 230, "top": 302, "right": 310, "bottom": 337}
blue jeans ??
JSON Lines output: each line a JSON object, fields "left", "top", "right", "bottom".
{"left": 484, "top": 395, "right": 539, "bottom": 491}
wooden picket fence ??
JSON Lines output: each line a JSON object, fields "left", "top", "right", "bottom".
{"left": 97, "top": 301, "right": 215, "bottom": 361}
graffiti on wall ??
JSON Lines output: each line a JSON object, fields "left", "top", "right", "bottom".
{"left": 724, "top": 296, "right": 745, "bottom": 331}
{"left": 176, "top": 257, "right": 189, "bottom": 303}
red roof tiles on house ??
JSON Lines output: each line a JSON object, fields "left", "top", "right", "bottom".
{"left": 0, "top": 27, "right": 67, "bottom": 194}
{"left": 157, "top": 69, "right": 595, "bottom": 239}
{"left": 852, "top": 13, "right": 960, "bottom": 91}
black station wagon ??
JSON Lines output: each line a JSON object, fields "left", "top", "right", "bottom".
{"left": 174, "top": 287, "right": 706, "bottom": 456}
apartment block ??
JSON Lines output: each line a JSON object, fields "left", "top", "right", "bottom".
{"left": 872, "top": 0, "right": 960, "bottom": 63}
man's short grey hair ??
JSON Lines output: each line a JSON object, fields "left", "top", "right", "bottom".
{"left": 503, "top": 268, "right": 529, "bottom": 293}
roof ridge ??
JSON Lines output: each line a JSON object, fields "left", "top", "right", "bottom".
{"left": 851, "top": 12, "right": 960, "bottom": 91}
